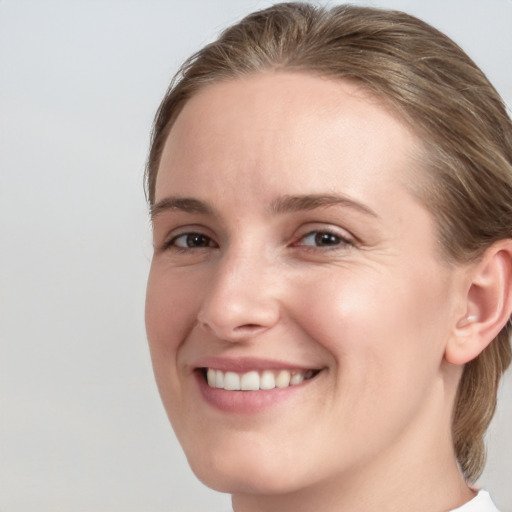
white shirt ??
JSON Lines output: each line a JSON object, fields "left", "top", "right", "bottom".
{"left": 450, "top": 490, "right": 500, "bottom": 512}
{"left": 227, "top": 489, "right": 500, "bottom": 512}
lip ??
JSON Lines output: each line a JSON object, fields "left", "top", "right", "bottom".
{"left": 192, "top": 357, "right": 323, "bottom": 414}
{"left": 192, "top": 356, "right": 318, "bottom": 373}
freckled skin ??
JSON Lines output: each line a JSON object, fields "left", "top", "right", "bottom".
{"left": 145, "top": 72, "right": 473, "bottom": 512}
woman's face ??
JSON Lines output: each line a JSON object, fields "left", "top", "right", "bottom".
{"left": 146, "top": 72, "right": 464, "bottom": 495}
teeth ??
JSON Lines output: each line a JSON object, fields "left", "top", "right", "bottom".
{"left": 275, "top": 370, "right": 291, "bottom": 388}
{"left": 241, "top": 371, "right": 260, "bottom": 390}
{"left": 214, "top": 370, "right": 224, "bottom": 389}
{"left": 204, "top": 368, "right": 316, "bottom": 391}
{"left": 290, "top": 372, "right": 304, "bottom": 386}
{"left": 260, "top": 370, "right": 276, "bottom": 390}
{"left": 224, "top": 371, "right": 240, "bottom": 391}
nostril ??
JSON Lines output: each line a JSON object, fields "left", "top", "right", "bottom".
{"left": 197, "top": 299, "right": 280, "bottom": 340}
{"left": 233, "top": 324, "right": 268, "bottom": 334}
{"left": 228, "top": 324, "right": 269, "bottom": 339}
{"left": 196, "top": 318, "right": 269, "bottom": 343}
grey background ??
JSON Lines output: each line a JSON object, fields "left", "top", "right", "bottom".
{"left": 0, "top": 1, "right": 511, "bottom": 511}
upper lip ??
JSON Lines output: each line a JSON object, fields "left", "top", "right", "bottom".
{"left": 192, "top": 356, "right": 322, "bottom": 373}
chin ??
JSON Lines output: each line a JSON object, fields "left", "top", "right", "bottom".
{"left": 185, "top": 444, "right": 310, "bottom": 496}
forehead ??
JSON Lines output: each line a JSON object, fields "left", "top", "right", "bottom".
{"left": 155, "top": 71, "right": 420, "bottom": 204}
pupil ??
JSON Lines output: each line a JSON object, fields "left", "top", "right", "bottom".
{"left": 188, "top": 234, "right": 208, "bottom": 247}
{"left": 315, "top": 232, "right": 339, "bottom": 245}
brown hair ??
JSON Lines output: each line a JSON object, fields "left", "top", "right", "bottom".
{"left": 145, "top": 2, "right": 512, "bottom": 482}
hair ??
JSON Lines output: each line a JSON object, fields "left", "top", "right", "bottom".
{"left": 145, "top": 2, "right": 512, "bottom": 482}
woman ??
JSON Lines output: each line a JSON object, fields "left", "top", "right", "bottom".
{"left": 144, "top": 3, "right": 512, "bottom": 511}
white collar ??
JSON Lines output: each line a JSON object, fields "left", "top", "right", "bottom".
{"left": 450, "top": 490, "right": 500, "bottom": 512}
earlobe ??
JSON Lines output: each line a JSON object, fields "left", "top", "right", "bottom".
{"left": 445, "top": 240, "right": 512, "bottom": 365}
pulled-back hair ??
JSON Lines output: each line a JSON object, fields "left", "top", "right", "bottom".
{"left": 146, "top": 2, "right": 512, "bottom": 482}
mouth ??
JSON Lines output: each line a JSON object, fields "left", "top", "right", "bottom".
{"left": 199, "top": 367, "right": 321, "bottom": 391}
{"left": 192, "top": 357, "right": 325, "bottom": 413}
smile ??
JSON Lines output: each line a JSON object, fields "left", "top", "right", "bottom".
{"left": 204, "top": 368, "right": 318, "bottom": 391}
{"left": 194, "top": 361, "right": 324, "bottom": 413}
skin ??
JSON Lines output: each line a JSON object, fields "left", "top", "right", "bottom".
{"left": 145, "top": 72, "right": 477, "bottom": 511}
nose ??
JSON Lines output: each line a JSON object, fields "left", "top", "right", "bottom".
{"left": 197, "top": 249, "right": 281, "bottom": 342}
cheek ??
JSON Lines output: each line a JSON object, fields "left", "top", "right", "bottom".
{"left": 145, "top": 263, "right": 202, "bottom": 351}
{"left": 284, "top": 265, "right": 453, "bottom": 459}
{"left": 144, "top": 263, "right": 207, "bottom": 406}
{"left": 289, "top": 263, "right": 451, "bottom": 386}
{"left": 145, "top": 263, "right": 207, "bottom": 426}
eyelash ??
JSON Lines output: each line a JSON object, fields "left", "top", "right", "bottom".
{"left": 162, "top": 229, "right": 354, "bottom": 252}
{"left": 294, "top": 229, "right": 354, "bottom": 250}
{"left": 163, "top": 232, "right": 217, "bottom": 252}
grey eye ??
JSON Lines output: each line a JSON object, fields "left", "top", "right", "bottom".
{"left": 301, "top": 231, "right": 344, "bottom": 247}
{"left": 173, "top": 233, "right": 213, "bottom": 248}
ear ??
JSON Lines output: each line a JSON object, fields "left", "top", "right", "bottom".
{"left": 445, "top": 240, "right": 512, "bottom": 365}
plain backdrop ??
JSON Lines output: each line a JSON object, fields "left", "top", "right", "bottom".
{"left": 0, "top": 1, "right": 511, "bottom": 511}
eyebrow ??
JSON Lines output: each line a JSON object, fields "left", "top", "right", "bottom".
{"left": 150, "top": 193, "right": 378, "bottom": 221}
{"left": 270, "top": 194, "right": 379, "bottom": 217}
{"left": 150, "top": 197, "right": 216, "bottom": 220}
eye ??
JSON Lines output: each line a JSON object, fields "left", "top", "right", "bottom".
{"left": 167, "top": 232, "right": 216, "bottom": 250}
{"left": 296, "top": 230, "right": 352, "bottom": 248}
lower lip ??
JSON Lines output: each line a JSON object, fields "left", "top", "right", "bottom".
{"left": 195, "top": 371, "right": 311, "bottom": 414}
